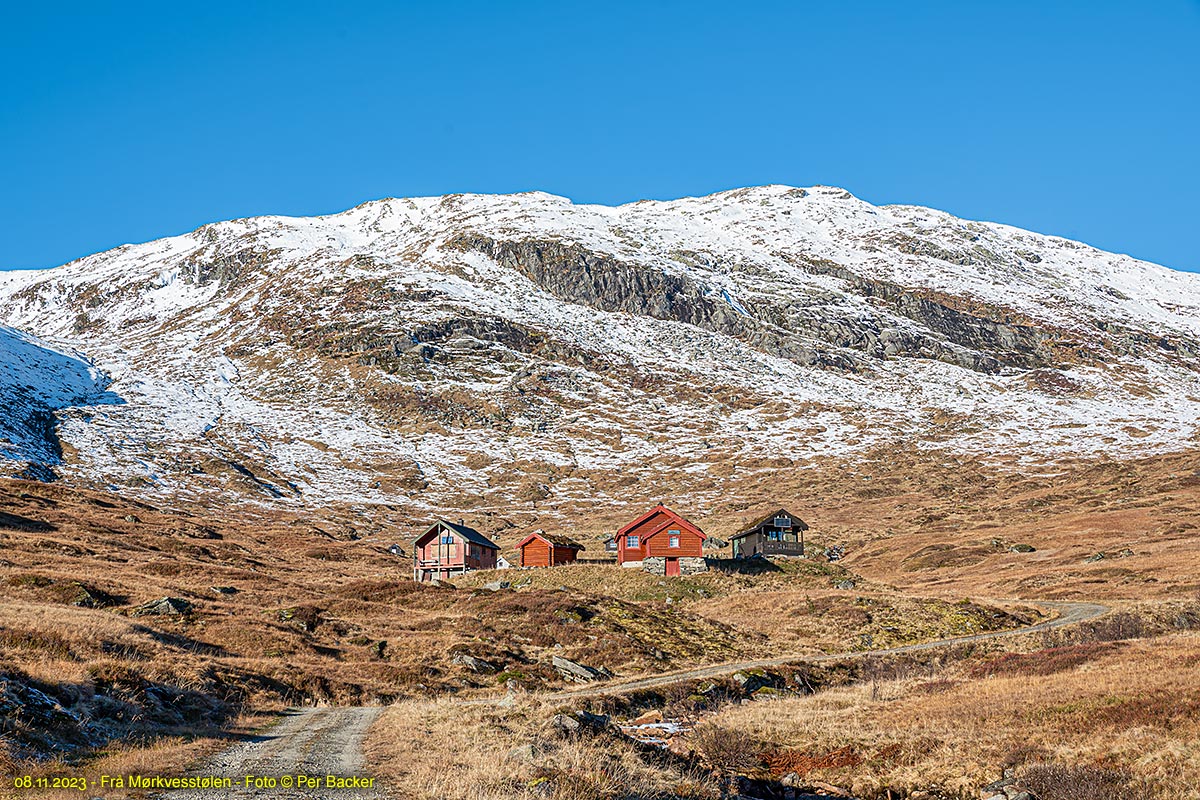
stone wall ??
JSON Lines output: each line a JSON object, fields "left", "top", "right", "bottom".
{"left": 642, "top": 557, "right": 708, "bottom": 575}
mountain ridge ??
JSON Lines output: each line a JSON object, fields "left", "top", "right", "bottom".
{"left": 1, "top": 185, "right": 1198, "bottom": 515}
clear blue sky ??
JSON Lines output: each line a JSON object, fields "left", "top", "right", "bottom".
{"left": 3, "top": 1, "right": 1198, "bottom": 272}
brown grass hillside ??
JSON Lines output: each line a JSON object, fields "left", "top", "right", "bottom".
{"left": 471, "top": 445, "right": 1200, "bottom": 603}
{"left": 367, "top": 624, "right": 1200, "bottom": 800}
{"left": 3, "top": 443, "right": 1200, "bottom": 793}
{"left": 0, "top": 478, "right": 748, "bottom": 770}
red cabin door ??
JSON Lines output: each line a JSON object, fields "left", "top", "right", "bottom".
{"left": 665, "top": 557, "right": 680, "bottom": 577}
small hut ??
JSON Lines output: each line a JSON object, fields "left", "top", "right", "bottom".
{"left": 516, "top": 531, "right": 585, "bottom": 568}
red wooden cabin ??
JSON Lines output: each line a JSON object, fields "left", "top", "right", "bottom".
{"left": 413, "top": 519, "right": 499, "bottom": 582}
{"left": 616, "top": 504, "right": 706, "bottom": 576}
{"left": 516, "top": 531, "right": 584, "bottom": 568}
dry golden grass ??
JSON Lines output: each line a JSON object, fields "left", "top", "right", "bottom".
{"left": 0, "top": 711, "right": 277, "bottom": 800}
{"left": 453, "top": 557, "right": 855, "bottom": 602}
{"left": 453, "top": 560, "right": 1035, "bottom": 658}
{"left": 443, "top": 445, "right": 1200, "bottom": 607}
{"left": 690, "top": 589, "right": 1038, "bottom": 654}
{"left": 723, "top": 447, "right": 1200, "bottom": 604}
{"left": 700, "top": 632, "right": 1200, "bottom": 799}
{"left": 4, "top": 441, "right": 1200, "bottom": 791}
{"left": 365, "top": 697, "right": 718, "bottom": 800}
{"left": 0, "top": 477, "right": 758, "bottom": 771}
{"left": 363, "top": 628, "right": 1200, "bottom": 799}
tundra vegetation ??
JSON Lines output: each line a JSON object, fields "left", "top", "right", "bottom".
{"left": 1, "top": 441, "right": 1199, "bottom": 797}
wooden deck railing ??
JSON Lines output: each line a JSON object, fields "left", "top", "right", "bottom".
{"left": 759, "top": 541, "right": 805, "bottom": 555}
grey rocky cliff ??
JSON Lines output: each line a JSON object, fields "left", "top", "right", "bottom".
{"left": 451, "top": 234, "right": 1062, "bottom": 374}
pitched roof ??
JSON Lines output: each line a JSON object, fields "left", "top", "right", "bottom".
{"left": 730, "top": 508, "right": 809, "bottom": 540}
{"left": 641, "top": 515, "right": 706, "bottom": 543}
{"left": 617, "top": 504, "right": 705, "bottom": 538}
{"left": 416, "top": 519, "right": 500, "bottom": 550}
{"left": 516, "top": 531, "right": 585, "bottom": 551}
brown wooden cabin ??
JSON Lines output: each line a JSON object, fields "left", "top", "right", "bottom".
{"left": 413, "top": 519, "right": 499, "bottom": 582}
{"left": 516, "top": 531, "right": 584, "bottom": 568}
{"left": 730, "top": 508, "right": 808, "bottom": 559}
{"left": 616, "top": 504, "right": 707, "bottom": 576}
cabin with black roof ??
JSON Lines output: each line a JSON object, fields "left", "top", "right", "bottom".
{"left": 730, "top": 508, "right": 808, "bottom": 558}
{"left": 413, "top": 519, "right": 499, "bottom": 582}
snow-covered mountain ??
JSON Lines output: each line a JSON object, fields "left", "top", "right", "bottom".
{"left": 2, "top": 185, "right": 1199, "bottom": 511}
{"left": 0, "top": 324, "right": 119, "bottom": 480}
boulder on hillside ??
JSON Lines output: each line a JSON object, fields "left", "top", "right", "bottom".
{"left": 550, "top": 714, "right": 580, "bottom": 735}
{"left": 549, "top": 709, "right": 610, "bottom": 737}
{"left": 132, "top": 597, "right": 193, "bottom": 617}
{"left": 451, "top": 653, "right": 498, "bottom": 673}
{"left": 67, "top": 582, "right": 118, "bottom": 608}
{"left": 631, "top": 709, "right": 663, "bottom": 726}
{"left": 278, "top": 605, "right": 324, "bottom": 632}
{"left": 551, "top": 655, "right": 612, "bottom": 683}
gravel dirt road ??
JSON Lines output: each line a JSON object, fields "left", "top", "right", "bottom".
{"left": 158, "top": 706, "right": 387, "bottom": 799}
{"left": 543, "top": 599, "right": 1110, "bottom": 700}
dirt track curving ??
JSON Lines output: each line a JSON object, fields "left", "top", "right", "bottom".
{"left": 543, "top": 600, "right": 1110, "bottom": 700}
{"left": 158, "top": 707, "right": 386, "bottom": 800}
{"left": 154, "top": 601, "right": 1107, "bottom": 796}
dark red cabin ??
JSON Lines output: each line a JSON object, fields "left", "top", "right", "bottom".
{"left": 616, "top": 504, "right": 705, "bottom": 576}
{"left": 516, "top": 532, "right": 584, "bottom": 568}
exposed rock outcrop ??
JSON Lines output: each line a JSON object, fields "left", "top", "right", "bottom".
{"left": 551, "top": 654, "right": 613, "bottom": 683}
{"left": 450, "top": 234, "right": 1066, "bottom": 374}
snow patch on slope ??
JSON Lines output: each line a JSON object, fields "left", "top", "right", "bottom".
{"left": 0, "top": 325, "right": 122, "bottom": 473}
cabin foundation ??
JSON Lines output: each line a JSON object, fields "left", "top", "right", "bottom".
{"left": 642, "top": 556, "right": 708, "bottom": 576}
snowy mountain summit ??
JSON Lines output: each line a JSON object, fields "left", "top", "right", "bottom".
{"left": 2, "top": 185, "right": 1199, "bottom": 511}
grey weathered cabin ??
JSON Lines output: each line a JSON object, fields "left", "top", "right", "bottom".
{"left": 730, "top": 508, "right": 808, "bottom": 558}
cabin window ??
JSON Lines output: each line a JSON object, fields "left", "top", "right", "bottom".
{"left": 626, "top": 535, "right": 639, "bottom": 548}
{"left": 774, "top": 516, "right": 791, "bottom": 528}
{"left": 669, "top": 534, "right": 680, "bottom": 548}
{"left": 768, "top": 530, "right": 783, "bottom": 541}
{"left": 440, "top": 534, "right": 455, "bottom": 545}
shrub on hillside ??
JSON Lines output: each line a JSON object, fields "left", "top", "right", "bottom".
{"left": 1081, "top": 612, "right": 1146, "bottom": 642}
{"left": 691, "top": 723, "right": 764, "bottom": 774}
{"left": 1020, "top": 763, "right": 1147, "bottom": 800}
{"left": 968, "top": 642, "right": 1117, "bottom": 678}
